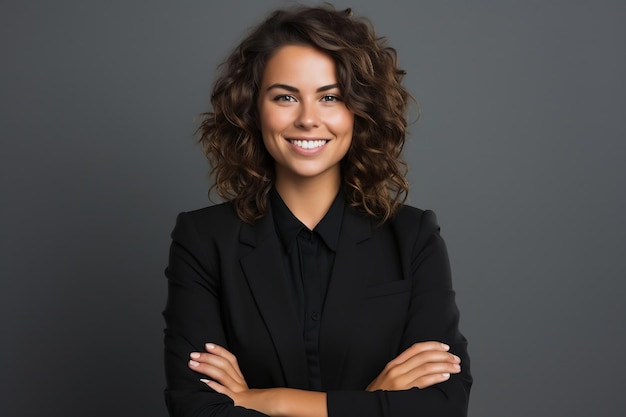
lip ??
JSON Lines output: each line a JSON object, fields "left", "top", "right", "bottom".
{"left": 286, "top": 136, "right": 329, "bottom": 141}
{"left": 285, "top": 137, "right": 330, "bottom": 155}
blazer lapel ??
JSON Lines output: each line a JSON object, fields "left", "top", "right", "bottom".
{"left": 320, "top": 206, "right": 373, "bottom": 388}
{"left": 238, "top": 212, "right": 309, "bottom": 389}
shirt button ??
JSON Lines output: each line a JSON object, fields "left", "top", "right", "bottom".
{"left": 311, "top": 312, "right": 321, "bottom": 321}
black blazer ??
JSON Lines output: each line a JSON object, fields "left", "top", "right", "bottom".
{"left": 164, "top": 201, "right": 472, "bottom": 417}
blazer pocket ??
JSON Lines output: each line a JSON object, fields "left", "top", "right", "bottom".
{"left": 364, "top": 279, "right": 411, "bottom": 299}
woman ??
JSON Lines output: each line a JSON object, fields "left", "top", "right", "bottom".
{"left": 164, "top": 5, "right": 472, "bottom": 417}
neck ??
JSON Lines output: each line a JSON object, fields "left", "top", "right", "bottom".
{"left": 274, "top": 172, "right": 341, "bottom": 230}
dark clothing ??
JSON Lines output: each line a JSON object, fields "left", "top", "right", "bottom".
{"left": 270, "top": 188, "right": 344, "bottom": 390}
{"left": 163, "top": 200, "right": 472, "bottom": 417}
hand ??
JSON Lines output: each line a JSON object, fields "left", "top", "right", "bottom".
{"left": 188, "top": 344, "right": 325, "bottom": 416}
{"left": 188, "top": 344, "right": 276, "bottom": 414}
{"left": 188, "top": 343, "right": 249, "bottom": 395}
{"left": 366, "top": 341, "right": 461, "bottom": 391}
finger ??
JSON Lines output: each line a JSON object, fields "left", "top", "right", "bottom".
{"left": 381, "top": 352, "right": 461, "bottom": 390}
{"left": 402, "top": 349, "right": 461, "bottom": 369}
{"left": 389, "top": 341, "right": 450, "bottom": 366}
{"left": 403, "top": 361, "right": 461, "bottom": 386}
{"left": 201, "top": 378, "right": 235, "bottom": 399}
{"left": 190, "top": 351, "right": 232, "bottom": 372}
{"left": 190, "top": 350, "right": 245, "bottom": 382}
{"left": 190, "top": 362, "right": 244, "bottom": 390}
{"left": 204, "top": 343, "right": 246, "bottom": 381}
{"left": 204, "top": 343, "right": 238, "bottom": 365}
{"left": 188, "top": 355, "right": 247, "bottom": 389}
{"left": 413, "top": 372, "right": 453, "bottom": 389}
{"left": 387, "top": 349, "right": 460, "bottom": 377}
{"left": 391, "top": 361, "right": 461, "bottom": 390}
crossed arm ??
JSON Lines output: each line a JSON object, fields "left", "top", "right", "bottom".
{"left": 165, "top": 209, "right": 471, "bottom": 416}
{"left": 187, "top": 341, "right": 462, "bottom": 417}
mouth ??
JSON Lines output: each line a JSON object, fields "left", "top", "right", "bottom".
{"left": 287, "top": 138, "right": 329, "bottom": 150}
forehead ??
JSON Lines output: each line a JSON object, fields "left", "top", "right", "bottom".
{"left": 261, "top": 45, "right": 338, "bottom": 86}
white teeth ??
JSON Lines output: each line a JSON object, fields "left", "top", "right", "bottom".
{"left": 289, "top": 139, "right": 327, "bottom": 149}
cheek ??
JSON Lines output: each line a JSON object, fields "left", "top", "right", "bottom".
{"left": 260, "top": 127, "right": 278, "bottom": 154}
{"left": 259, "top": 106, "right": 292, "bottom": 134}
{"left": 327, "top": 109, "right": 354, "bottom": 134}
{"left": 259, "top": 115, "right": 282, "bottom": 160}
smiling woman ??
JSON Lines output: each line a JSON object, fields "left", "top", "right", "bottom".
{"left": 164, "top": 5, "right": 472, "bottom": 417}
{"left": 198, "top": 6, "right": 412, "bottom": 225}
{"left": 258, "top": 45, "right": 354, "bottom": 226}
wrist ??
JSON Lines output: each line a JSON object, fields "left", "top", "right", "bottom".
{"left": 275, "top": 388, "right": 327, "bottom": 417}
{"left": 245, "top": 388, "right": 280, "bottom": 416}
{"left": 241, "top": 388, "right": 327, "bottom": 417}
{"left": 266, "top": 388, "right": 288, "bottom": 417}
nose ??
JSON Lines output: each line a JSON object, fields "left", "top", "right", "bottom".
{"left": 295, "top": 101, "right": 319, "bottom": 130}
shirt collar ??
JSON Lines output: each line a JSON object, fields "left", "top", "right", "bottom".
{"left": 270, "top": 187, "right": 344, "bottom": 253}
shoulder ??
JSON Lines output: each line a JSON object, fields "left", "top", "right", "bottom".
{"left": 390, "top": 204, "right": 440, "bottom": 235}
{"left": 183, "top": 202, "right": 239, "bottom": 226}
{"left": 170, "top": 202, "right": 242, "bottom": 244}
{"left": 385, "top": 205, "right": 443, "bottom": 256}
{"left": 379, "top": 206, "right": 453, "bottom": 282}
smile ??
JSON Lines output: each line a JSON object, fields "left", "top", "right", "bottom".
{"left": 288, "top": 139, "right": 329, "bottom": 149}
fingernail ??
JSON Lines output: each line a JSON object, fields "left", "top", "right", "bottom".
{"left": 205, "top": 343, "right": 215, "bottom": 350}
{"left": 200, "top": 378, "right": 211, "bottom": 384}
{"left": 453, "top": 355, "right": 461, "bottom": 363}
{"left": 441, "top": 343, "right": 450, "bottom": 351}
{"left": 189, "top": 360, "right": 199, "bottom": 367}
{"left": 442, "top": 373, "right": 450, "bottom": 378}
{"left": 453, "top": 364, "right": 461, "bottom": 371}
{"left": 190, "top": 352, "right": 200, "bottom": 359}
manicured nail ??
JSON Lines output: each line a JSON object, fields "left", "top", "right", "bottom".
{"left": 200, "top": 378, "right": 211, "bottom": 384}
{"left": 190, "top": 352, "right": 200, "bottom": 359}
{"left": 441, "top": 343, "right": 450, "bottom": 351}
{"left": 453, "top": 355, "right": 461, "bottom": 363}
{"left": 453, "top": 364, "right": 461, "bottom": 371}
{"left": 189, "top": 360, "right": 199, "bottom": 367}
{"left": 442, "top": 373, "right": 450, "bottom": 378}
{"left": 205, "top": 343, "right": 215, "bottom": 350}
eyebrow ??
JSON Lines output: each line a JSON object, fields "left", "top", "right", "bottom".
{"left": 265, "top": 83, "right": 340, "bottom": 93}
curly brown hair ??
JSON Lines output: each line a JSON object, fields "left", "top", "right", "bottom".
{"left": 198, "top": 5, "right": 412, "bottom": 223}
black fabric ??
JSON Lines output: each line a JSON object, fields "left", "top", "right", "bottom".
{"left": 270, "top": 188, "right": 343, "bottom": 390}
{"left": 163, "top": 201, "right": 472, "bottom": 417}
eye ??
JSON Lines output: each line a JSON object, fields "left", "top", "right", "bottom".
{"left": 273, "top": 94, "right": 296, "bottom": 102}
{"left": 321, "top": 95, "right": 341, "bottom": 102}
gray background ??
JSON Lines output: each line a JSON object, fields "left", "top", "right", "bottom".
{"left": 1, "top": 0, "right": 624, "bottom": 416}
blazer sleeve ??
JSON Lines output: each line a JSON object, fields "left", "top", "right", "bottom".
{"left": 326, "top": 209, "right": 472, "bottom": 417}
{"left": 163, "top": 211, "right": 268, "bottom": 417}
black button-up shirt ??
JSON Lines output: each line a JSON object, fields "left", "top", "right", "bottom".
{"left": 270, "top": 188, "right": 344, "bottom": 390}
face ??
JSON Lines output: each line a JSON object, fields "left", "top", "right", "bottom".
{"left": 258, "top": 45, "right": 354, "bottom": 186}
